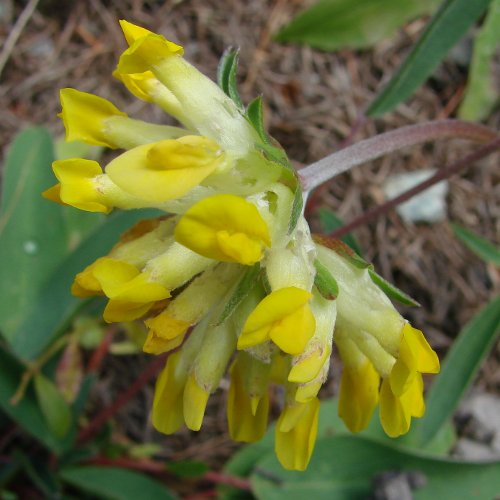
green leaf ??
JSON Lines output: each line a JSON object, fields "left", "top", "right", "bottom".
{"left": 459, "top": 0, "right": 500, "bottom": 120}
{"left": 168, "top": 460, "right": 209, "bottom": 478}
{"left": 412, "top": 295, "right": 500, "bottom": 447}
{"left": 251, "top": 434, "right": 500, "bottom": 500}
{"left": 275, "top": 0, "right": 440, "bottom": 50}
{"left": 314, "top": 260, "right": 339, "bottom": 300}
{"left": 0, "top": 128, "right": 65, "bottom": 341}
{"left": 60, "top": 466, "right": 177, "bottom": 500}
{"left": 0, "top": 347, "right": 73, "bottom": 454}
{"left": 10, "top": 209, "right": 162, "bottom": 361}
{"left": 367, "top": 0, "right": 492, "bottom": 116}
{"left": 317, "top": 208, "right": 362, "bottom": 255}
{"left": 368, "top": 268, "right": 420, "bottom": 307}
{"left": 0, "top": 127, "right": 102, "bottom": 344}
{"left": 451, "top": 223, "right": 500, "bottom": 266}
{"left": 33, "top": 373, "right": 72, "bottom": 439}
{"left": 217, "top": 47, "right": 244, "bottom": 109}
{"left": 288, "top": 184, "right": 304, "bottom": 234}
{"left": 246, "top": 97, "right": 289, "bottom": 165}
{"left": 217, "top": 264, "right": 261, "bottom": 325}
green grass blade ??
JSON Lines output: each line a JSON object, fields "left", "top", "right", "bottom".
{"left": 458, "top": 0, "right": 500, "bottom": 121}
{"left": 451, "top": 223, "right": 500, "bottom": 266}
{"left": 367, "top": 0, "right": 492, "bottom": 116}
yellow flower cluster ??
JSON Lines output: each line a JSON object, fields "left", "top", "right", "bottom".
{"left": 44, "top": 21, "right": 439, "bottom": 471}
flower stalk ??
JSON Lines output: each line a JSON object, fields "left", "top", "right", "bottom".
{"left": 299, "top": 120, "right": 498, "bottom": 192}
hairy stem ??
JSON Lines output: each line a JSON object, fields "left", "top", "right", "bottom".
{"left": 330, "top": 137, "right": 500, "bottom": 238}
{"left": 299, "top": 120, "right": 498, "bottom": 191}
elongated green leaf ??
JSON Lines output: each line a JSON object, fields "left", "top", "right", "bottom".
{"left": 0, "top": 347, "right": 73, "bottom": 454}
{"left": 368, "top": 268, "right": 420, "bottom": 307}
{"left": 317, "top": 208, "right": 363, "bottom": 255}
{"left": 252, "top": 434, "right": 500, "bottom": 500}
{"left": 0, "top": 128, "right": 65, "bottom": 340}
{"left": 368, "top": 0, "right": 492, "bottom": 116}
{"left": 412, "top": 295, "right": 500, "bottom": 447}
{"left": 10, "top": 209, "right": 161, "bottom": 360}
{"left": 275, "top": 0, "right": 440, "bottom": 50}
{"left": 217, "top": 47, "right": 244, "bottom": 109}
{"left": 0, "top": 128, "right": 102, "bottom": 343}
{"left": 60, "top": 466, "right": 176, "bottom": 500}
{"left": 451, "top": 223, "right": 500, "bottom": 266}
{"left": 459, "top": 0, "right": 500, "bottom": 120}
{"left": 34, "top": 373, "right": 72, "bottom": 439}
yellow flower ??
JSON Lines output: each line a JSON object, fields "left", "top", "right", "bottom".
{"left": 175, "top": 194, "right": 271, "bottom": 265}
{"left": 43, "top": 18, "right": 441, "bottom": 472}
{"left": 238, "top": 287, "right": 316, "bottom": 355}
{"left": 227, "top": 352, "right": 270, "bottom": 442}
{"left": 106, "top": 136, "right": 225, "bottom": 203}
{"left": 275, "top": 398, "right": 320, "bottom": 471}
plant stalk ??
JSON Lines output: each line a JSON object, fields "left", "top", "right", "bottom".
{"left": 299, "top": 120, "right": 498, "bottom": 191}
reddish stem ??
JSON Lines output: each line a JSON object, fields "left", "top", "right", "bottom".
{"left": 330, "top": 137, "right": 500, "bottom": 238}
{"left": 86, "top": 328, "right": 115, "bottom": 373}
{"left": 86, "top": 456, "right": 252, "bottom": 491}
{"left": 77, "top": 353, "right": 167, "bottom": 444}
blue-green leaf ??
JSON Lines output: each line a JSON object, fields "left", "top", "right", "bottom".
{"left": 367, "top": 0, "right": 492, "bottom": 116}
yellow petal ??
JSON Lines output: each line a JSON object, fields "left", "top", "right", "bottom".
{"left": 400, "top": 372, "right": 425, "bottom": 419}
{"left": 51, "top": 159, "right": 112, "bottom": 213}
{"left": 379, "top": 378, "right": 411, "bottom": 438}
{"left": 275, "top": 398, "right": 320, "bottom": 471}
{"left": 92, "top": 258, "right": 170, "bottom": 303}
{"left": 119, "top": 19, "right": 154, "bottom": 46}
{"left": 143, "top": 330, "right": 186, "bottom": 355}
{"left": 71, "top": 257, "right": 108, "bottom": 297}
{"left": 42, "top": 184, "right": 65, "bottom": 205}
{"left": 288, "top": 345, "right": 331, "bottom": 384}
{"left": 103, "top": 299, "right": 155, "bottom": 323}
{"left": 183, "top": 374, "right": 209, "bottom": 431}
{"left": 390, "top": 324, "right": 439, "bottom": 396}
{"left": 117, "top": 30, "right": 183, "bottom": 75}
{"left": 238, "top": 287, "right": 315, "bottom": 354}
{"left": 402, "top": 324, "right": 440, "bottom": 374}
{"left": 338, "top": 360, "right": 380, "bottom": 433}
{"left": 145, "top": 313, "right": 191, "bottom": 341}
{"left": 59, "top": 88, "right": 127, "bottom": 148}
{"left": 295, "top": 382, "right": 322, "bottom": 403}
{"left": 106, "top": 136, "right": 223, "bottom": 203}
{"left": 152, "top": 352, "right": 185, "bottom": 434}
{"left": 227, "top": 360, "right": 269, "bottom": 442}
{"left": 175, "top": 194, "right": 271, "bottom": 265}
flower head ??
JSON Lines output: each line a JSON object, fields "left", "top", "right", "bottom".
{"left": 44, "top": 20, "right": 439, "bottom": 471}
